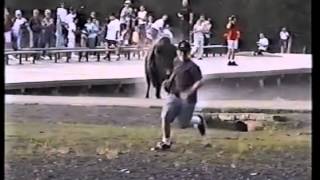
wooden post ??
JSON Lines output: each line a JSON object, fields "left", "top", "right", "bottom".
{"left": 259, "top": 79, "right": 264, "bottom": 88}
{"left": 19, "top": 54, "right": 22, "bottom": 65}
{"left": 276, "top": 77, "right": 281, "bottom": 87}
{"left": 5, "top": 55, "right": 9, "bottom": 65}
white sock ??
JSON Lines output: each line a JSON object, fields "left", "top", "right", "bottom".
{"left": 162, "top": 137, "right": 171, "bottom": 144}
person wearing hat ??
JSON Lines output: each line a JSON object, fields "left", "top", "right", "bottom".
{"left": 120, "top": 0, "right": 132, "bottom": 30}
{"left": 11, "top": 10, "right": 28, "bottom": 50}
{"left": 153, "top": 40, "right": 206, "bottom": 150}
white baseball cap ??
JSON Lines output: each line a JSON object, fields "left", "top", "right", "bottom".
{"left": 15, "top": 10, "right": 22, "bottom": 16}
{"left": 124, "top": 0, "right": 131, "bottom": 4}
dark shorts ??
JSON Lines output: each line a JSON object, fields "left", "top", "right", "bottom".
{"left": 280, "top": 39, "right": 288, "bottom": 48}
{"left": 106, "top": 40, "right": 118, "bottom": 48}
{"left": 161, "top": 94, "right": 196, "bottom": 128}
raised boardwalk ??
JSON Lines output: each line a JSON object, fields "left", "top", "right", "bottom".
{"left": 5, "top": 54, "right": 311, "bottom": 90}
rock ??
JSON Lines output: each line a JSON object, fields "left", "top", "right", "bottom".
{"left": 148, "top": 177, "right": 155, "bottom": 180}
{"left": 244, "top": 121, "right": 264, "bottom": 132}
{"left": 297, "top": 132, "right": 312, "bottom": 136}
{"left": 273, "top": 115, "right": 289, "bottom": 122}
{"left": 230, "top": 163, "right": 236, "bottom": 168}
{"left": 57, "top": 147, "right": 70, "bottom": 154}
{"left": 203, "top": 143, "right": 212, "bottom": 148}
{"left": 250, "top": 172, "right": 258, "bottom": 176}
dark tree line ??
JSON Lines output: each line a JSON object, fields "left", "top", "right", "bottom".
{"left": 6, "top": 0, "right": 311, "bottom": 53}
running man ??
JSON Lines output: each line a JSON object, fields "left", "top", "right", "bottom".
{"left": 153, "top": 40, "right": 206, "bottom": 150}
{"left": 226, "top": 15, "right": 240, "bottom": 66}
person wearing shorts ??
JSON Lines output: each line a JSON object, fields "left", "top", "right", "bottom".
{"left": 226, "top": 15, "right": 240, "bottom": 66}
{"left": 104, "top": 14, "right": 121, "bottom": 61}
{"left": 153, "top": 40, "right": 206, "bottom": 150}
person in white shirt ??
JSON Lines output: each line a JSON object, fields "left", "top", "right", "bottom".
{"left": 67, "top": 18, "right": 77, "bottom": 48}
{"left": 12, "top": 10, "right": 28, "bottom": 50}
{"left": 150, "top": 14, "right": 168, "bottom": 42}
{"left": 253, "top": 33, "right": 269, "bottom": 56}
{"left": 137, "top": 5, "right": 148, "bottom": 44}
{"left": 56, "top": 2, "right": 68, "bottom": 23}
{"left": 191, "top": 15, "right": 205, "bottom": 60}
{"left": 65, "top": 8, "right": 77, "bottom": 25}
{"left": 279, "top": 27, "right": 290, "bottom": 53}
{"left": 104, "top": 14, "right": 121, "bottom": 61}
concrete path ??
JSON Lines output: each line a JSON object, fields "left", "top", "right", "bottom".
{"left": 5, "top": 95, "right": 312, "bottom": 112}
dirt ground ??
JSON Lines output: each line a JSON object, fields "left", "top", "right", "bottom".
{"left": 5, "top": 104, "right": 311, "bottom": 180}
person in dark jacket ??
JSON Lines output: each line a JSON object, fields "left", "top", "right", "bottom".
{"left": 29, "top": 9, "right": 43, "bottom": 49}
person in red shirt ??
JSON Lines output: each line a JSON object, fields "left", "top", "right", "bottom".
{"left": 226, "top": 15, "right": 240, "bottom": 66}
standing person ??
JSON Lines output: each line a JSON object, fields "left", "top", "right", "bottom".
{"left": 120, "top": 0, "right": 132, "bottom": 30}
{"left": 57, "top": 2, "right": 68, "bottom": 23}
{"left": 177, "top": 0, "right": 193, "bottom": 41}
{"left": 104, "top": 13, "right": 121, "bottom": 61}
{"left": 145, "top": 15, "right": 154, "bottom": 45}
{"left": 67, "top": 18, "right": 77, "bottom": 58}
{"left": 86, "top": 18, "right": 99, "bottom": 49}
{"left": 279, "top": 27, "right": 290, "bottom": 54}
{"left": 153, "top": 40, "right": 206, "bottom": 150}
{"left": 11, "top": 10, "right": 28, "bottom": 50}
{"left": 226, "top": 15, "right": 240, "bottom": 66}
{"left": 150, "top": 14, "right": 168, "bottom": 42}
{"left": 137, "top": 5, "right": 148, "bottom": 45}
{"left": 29, "top": 9, "right": 43, "bottom": 50}
{"left": 253, "top": 33, "right": 269, "bottom": 56}
{"left": 4, "top": 8, "right": 13, "bottom": 49}
{"left": 203, "top": 18, "right": 212, "bottom": 57}
{"left": 191, "top": 15, "right": 205, "bottom": 60}
{"left": 65, "top": 7, "right": 77, "bottom": 26}
{"left": 42, "top": 9, "right": 55, "bottom": 59}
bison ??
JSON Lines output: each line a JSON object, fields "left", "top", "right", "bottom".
{"left": 145, "top": 37, "right": 177, "bottom": 99}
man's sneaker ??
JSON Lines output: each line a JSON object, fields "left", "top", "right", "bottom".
{"left": 196, "top": 115, "right": 206, "bottom": 136}
{"left": 227, "top": 61, "right": 233, "bottom": 66}
{"left": 152, "top": 141, "right": 172, "bottom": 151}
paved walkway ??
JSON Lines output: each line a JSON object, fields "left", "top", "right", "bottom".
{"left": 5, "top": 95, "right": 312, "bottom": 112}
{"left": 6, "top": 54, "right": 311, "bottom": 86}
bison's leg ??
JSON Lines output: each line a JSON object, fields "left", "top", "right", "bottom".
{"left": 145, "top": 73, "right": 151, "bottom": 99}
{"left": 156, "top": 85, "right": 161, "bottom": 99}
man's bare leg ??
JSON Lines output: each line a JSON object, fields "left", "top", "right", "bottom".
{"left": 231, "top": 49, "right": 236, "bottom": 60}
{"left": 162, "top": 117, "right": 171, "bottom": 143}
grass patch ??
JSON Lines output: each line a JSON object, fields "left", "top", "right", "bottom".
{"left": 5, "top": 121, "right": 311, "bottom": 163}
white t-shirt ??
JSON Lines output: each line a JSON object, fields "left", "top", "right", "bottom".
{"left": 106, "top": 19, "right": 121, "bottom": 41}
{"left": 65, "top": 13, "right": 76, "bottom": 25}
{"left": 138, "top": 11, "right": 147, "bottom": 25}
{"left": 68, "top": 22, "right": 76, "bottom": 39}
{"left": 120, "top": 7, "right": 130, "bottom": 24}
{"left": 151, "top": 19, "right": 165, "bottom": 31}
{"left": 193, "top": 22, "right": 205, "bottom": 39}
{"left": 257, "top": 37, "right": 269, "bottom": 51}
{"left": 280, "top": 31, "right": 290, "bottom": 40}
{"left": 57, "top": 8, "right": 68, "bottom": 22}
{"left": 12, "top": 18, "right": 27, "bottom": 34}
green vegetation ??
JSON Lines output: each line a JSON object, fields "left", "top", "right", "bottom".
{"left": 5, "top": 121, "right": 311, "bottom": 164}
